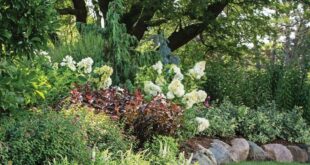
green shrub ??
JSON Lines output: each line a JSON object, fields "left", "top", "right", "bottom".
{"left": 202, "top": 100, "right": 238, "bottom": 137}
{"left": 280, "top": 107, "right": 310, "bottom": 143}
{"left": 0, "top": 0, "right": 57, "bottom": 57}
{"left": 204, "top": 60, "right": 310, "bottom": 122}
{"left": 50, "top": 149, "right": 151, "bottom": 165}
{"left": 144, "top": 135, "right": 179, "bottom": 158}
{"left": 49, "top": 26, "right": 105, "bottom": 65}
{"left": 0, "top": 111, "right": 89, "bottom": 164}
{"left": 144, "top": 135, "right": 193, "bottom": 165}
{"left": 0, "top": 56, "right": 85, "bottom": 113}
{"left": 0, "top": 58, "right": 51, "bottom": 112}
{"left": 62, "top": 106, "right": 132, "bottom": 155}
{"left": 178, "top": 107, "right": 202, "bottom": 140}
{"left": 198, "top": 100, "right": 310, "bottom": 143}
{"left": 238, "top": 102, "right": 283, "bottom": 143}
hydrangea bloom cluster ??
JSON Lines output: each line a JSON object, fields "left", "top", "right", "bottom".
{"left": 152, "top": 61, "right": 163, "bottom": 74}
{"left": 167, "top": 79, "right": 185, "bottom": 99}
{"left": 60, "top": 56, "right": 94, "bottom": 74}
{"left": 77, "top": 57, "right": 93, "bottom": 74}
{"left": 139, "top": 60, "right": 207, "bottom": 109}
{"left": 171, "top": 64, "right": 184, "bottom": 80}
{"left": 60, "top": 55, "right": 76, "bottom": 71}
{"left": 195, "top": 117, "right": 210, "bottom": 132}
{"left": 182, "top": 90, "right": 207, "bottom": 109}
{"left": 93, "top": 65, "right": 114, "bottom": 89}
{"left": 144, "top": 81, "right": 162, "bottom": 96}
{"left": 188, "top": 61, "right": 206, "bottom": 80}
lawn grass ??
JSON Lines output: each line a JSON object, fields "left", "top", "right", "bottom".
{"left": 229, "top": 161, "right": 309, "bottom": 165}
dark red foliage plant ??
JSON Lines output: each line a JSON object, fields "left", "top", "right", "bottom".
{"left": 68, "top": 84, "right": 183, "bottom": 143}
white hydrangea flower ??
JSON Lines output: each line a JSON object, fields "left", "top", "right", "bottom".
{"left": 144, "top": 81, "right": 162, "bottom": 96}
{"left": 166, "top": 91, "right": 175, "bottom": 99}
{"left": 152, "top": 61, "right": 163, "bottom": 74}
{"left": 197, "top": 90, "right": 208, "bottom": 102}
{"left": 171, "top": 64, "right": 184, "bottom": 80}
{"left": 168, "top": 79, "right": 185, "bottom": 97}
{"left": 60, "top": 55, "right": 76, "bottom": 71}
{"left": 188, "top": 61, "right": 206, "bottom": 79}
{"left": 183, "top": 90, "right": 207, "bottom": 109}
{"left": 195, "top": 117, "right": 210, "bottom": 132}
{"left": 52, "top": 62, "right": 59, "bottom": 69}
{"left": 183, "top": 91, "right": 198, "bottom": 109}
{"left": 39, "top": 51, "right": 49, "bottom": 56}
{"left": 99, "top": 77, "right": 112, "bottom": 89}
{"left": 77, "top": 57, "right": 94, "bottom": 74}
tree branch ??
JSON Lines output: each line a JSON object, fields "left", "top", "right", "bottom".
{"left": 72, "top": 0, "right": 88, "bottom": 23}
{"left": 98, "top": 0, "right": 113, "bottom": 19}
{"left": 121, "top": 1, "right": 163, "bottom": 40}
{"left": 56, "top": 8, "right": 77, "bottom": 15}
{"left": 167, "top": 1, "right": 228, "bottom": 51}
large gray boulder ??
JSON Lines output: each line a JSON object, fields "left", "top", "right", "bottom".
{"left": 297, "top": 144, "right": 310, "bottom": 163}
{"left": 209, "top": 140, "right": 236, "bottom": 164}
{"left": 230, "top": 138, "right": 249, "bottom": 162}
{"left": 287, "top": 145, "right": 308, "bottom": 163}
{"left": 262, "top": 144, "right": 293, "bottom": 162}
{"left": 247, "top": 141, "right": 269, "bottom": 161}
{"left": 192, "top": 145, "right": 217, "bottom": 165}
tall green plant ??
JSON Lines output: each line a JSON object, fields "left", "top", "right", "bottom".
{"left": 50, "top": 24, "right": 105, "bottom": 64}
{"left": 104, "top": 0, "right": 137, "bottom": 84}
{"left": 103, "top": 0, "right": 159, "bottom": 85}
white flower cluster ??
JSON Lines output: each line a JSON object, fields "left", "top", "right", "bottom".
{"left": 195, "top": 117, "right": 210, "bottom": 132}
{"left": 182, "top": 90, "right": 207, "bottom": 109}
{"left": 144, "top": 81, "right": 162, "bottom": 96}
{"left": 60, "top": 55, "right": 77, "bottom": 71}
{"left": 171, "top": 64, "right": 184, "bottom": 80}
{"left": 77, "top": 57, "right": 94, "bottom": 74}
{"left": 93, "top": 65, "right": 113, "bottom": 89}
{"left": 60, "top": 56, "right": 94, "bottom": 74}
{"left": 188, "top": 61, "right": 206, "bottom": 80}
{"left": 167, "top": 79, "right": 185, "bottom": 99}
{"left": 141, "top": 61, "right": 208, "bottom": 109}
{"left": 152, "top": 61, "right": 163, "bottom": 74}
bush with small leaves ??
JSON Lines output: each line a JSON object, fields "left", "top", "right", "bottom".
{"left": 62, "top": 106, "right": 132, "bottom": 156}
{"left": 0, "top": 111, "right": 89, "bottom": 165}
{"left": 201, "top": 100, "right": 238, "bottom": 138}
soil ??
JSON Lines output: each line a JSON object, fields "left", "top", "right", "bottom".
{"left": 179, "top": 136, "right": 213, "bottom": 157}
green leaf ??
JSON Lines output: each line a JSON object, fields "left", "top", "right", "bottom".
{"left": 2, "top": 30, "right": 12, "bottom": 39}
{"left": 35, "top": 90, "right": 45, "bottom": 99}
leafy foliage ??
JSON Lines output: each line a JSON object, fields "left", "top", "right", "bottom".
{"left": 49, "top": 25, "right": 105, "bottom": 64}
{"left": 202, "top": 100, "right": 239, "bottom": 138}
{"left": 238, "top": 102, "right": 283, "bottom": 143}
{"left": 144, "top": 135, "right": 179, "bottom": 164}
{"left": 68, "top": 85, "right": 183, "bottom": 144}
{"left": 103, "top": 0, "right": 159, "bottom": 85}
{"left": 198, "top": 100, "right": 310, "bottom": 144}
{"left": 62, "top": 106, "right": 132, "bottom": 156}
{"left": 204, "top": 59, "right": 310, "bottom": 122}
{"left": 0, "top": 0, "right": 57, "bottom": 57}
{"left": 0, "top": 58, "right": 51, "bottom": 112}
{"left": 0, "top": 111, "right": 89, "bottom": 164}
